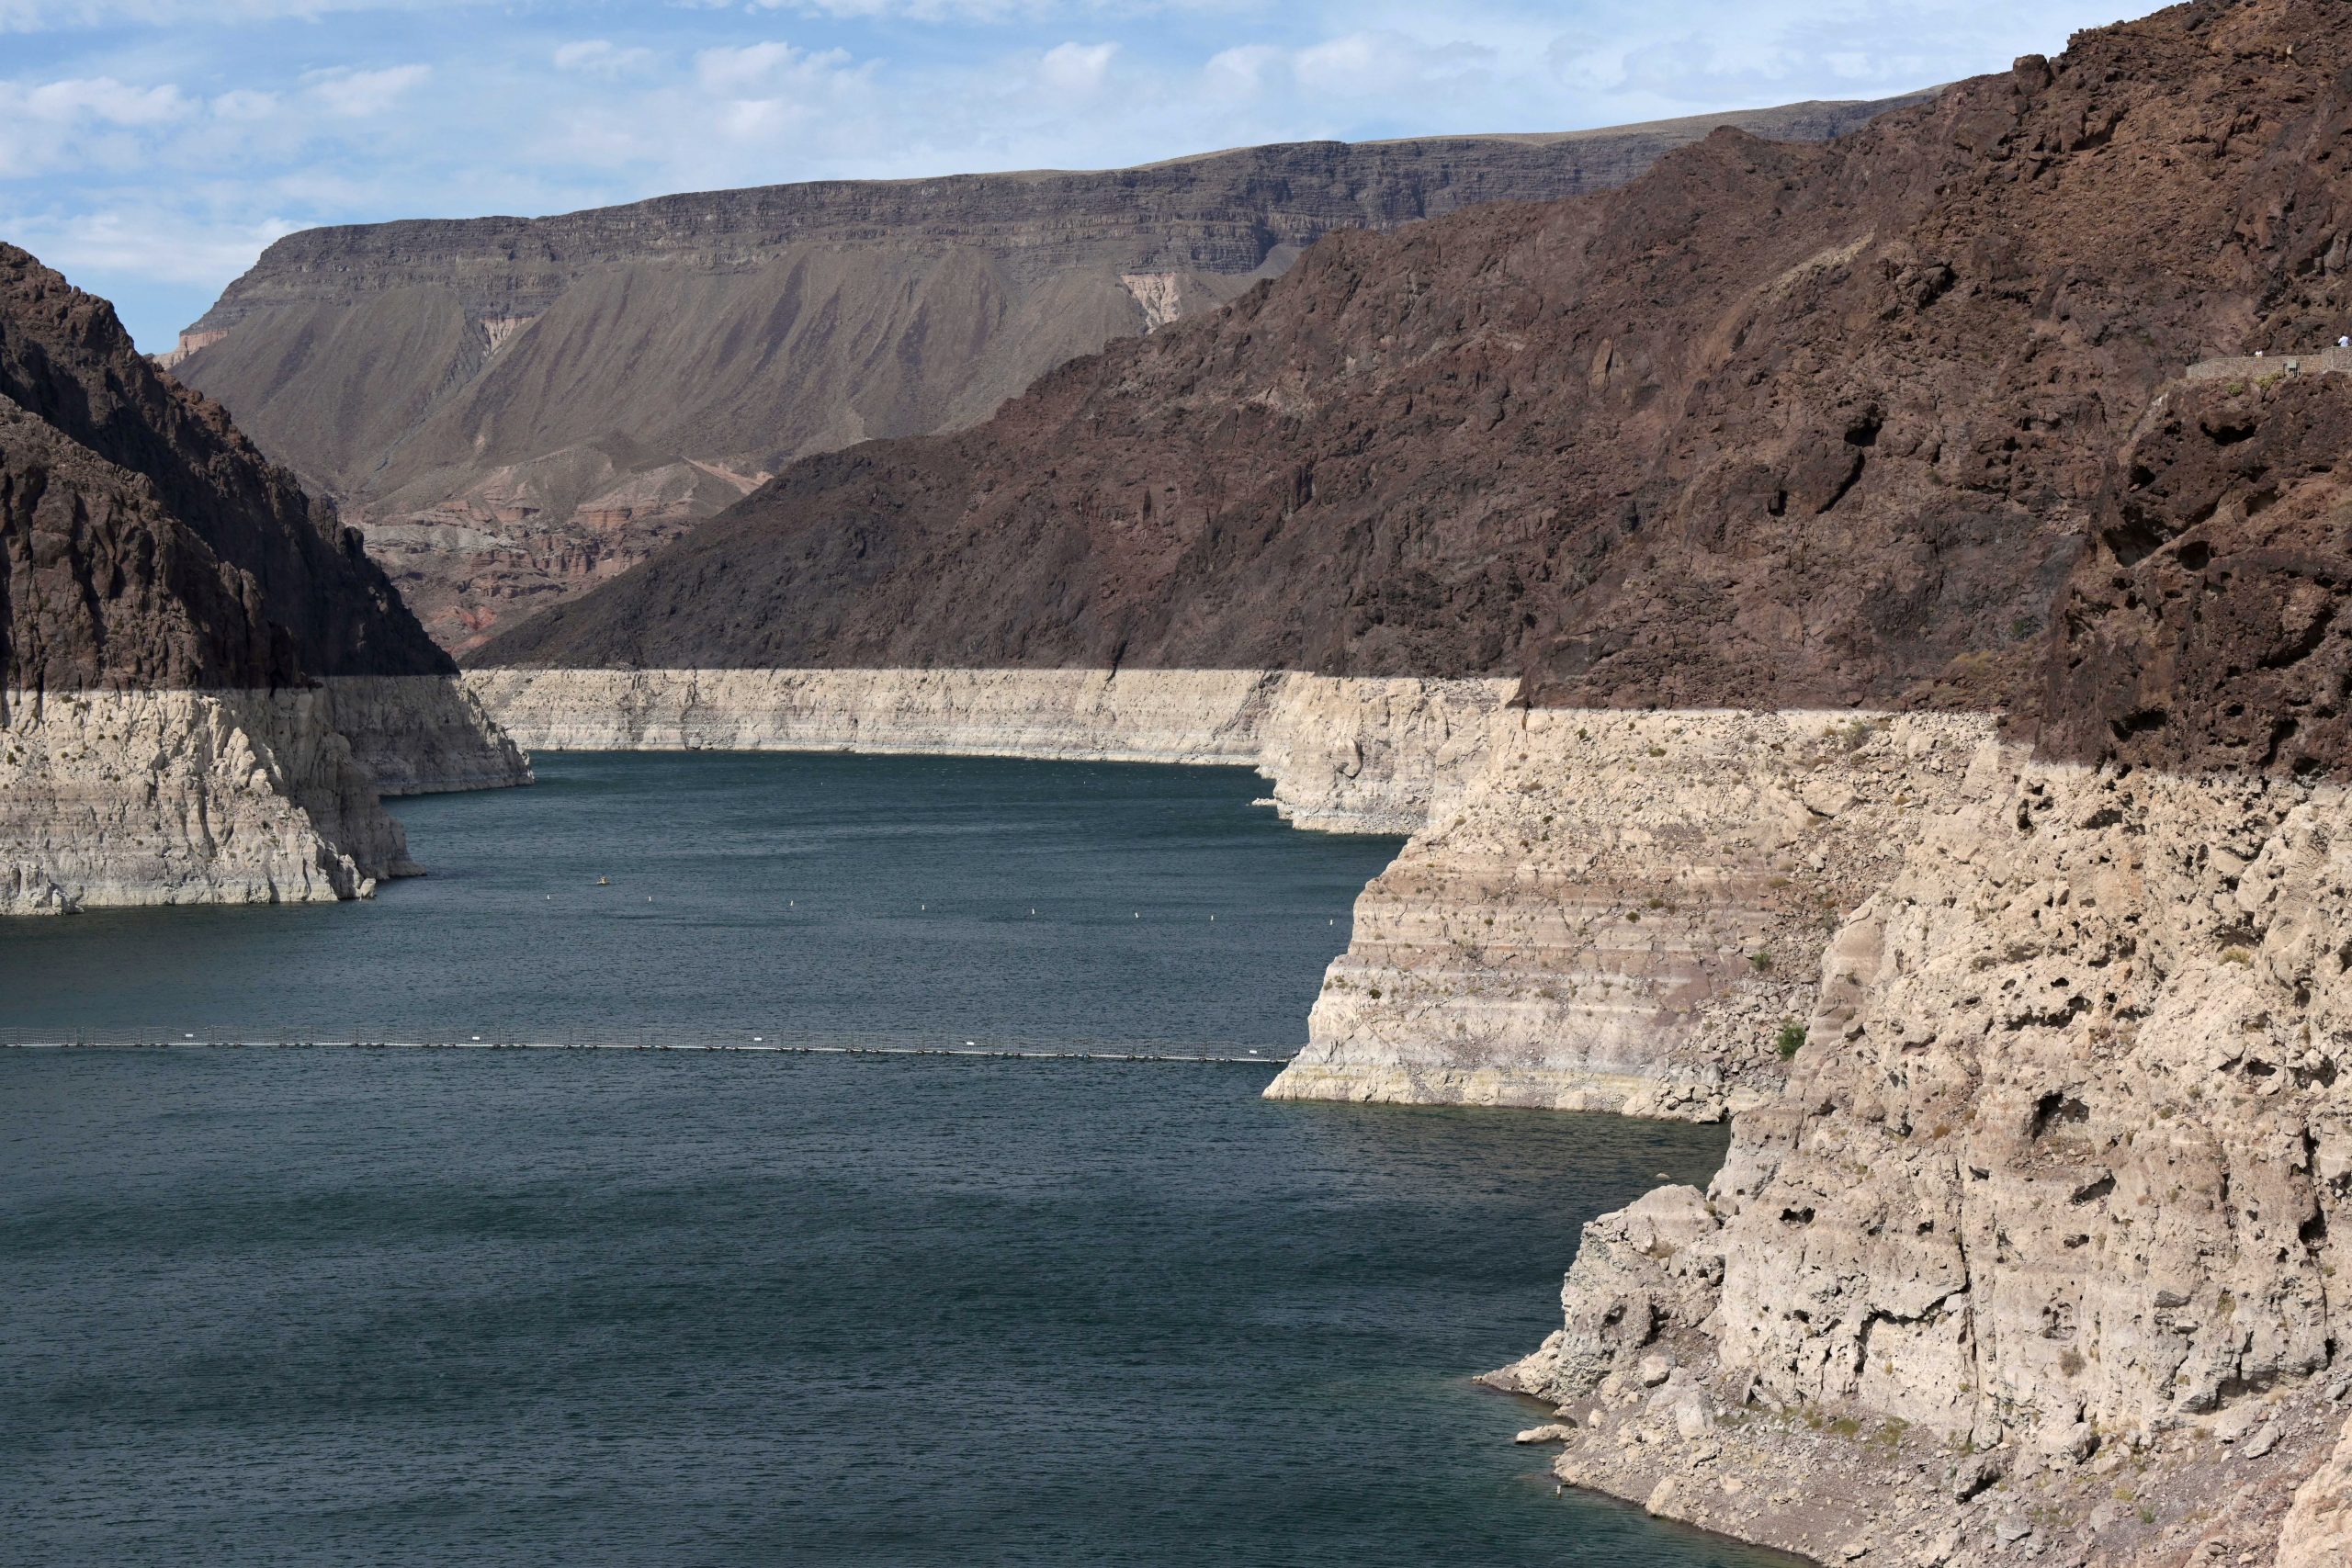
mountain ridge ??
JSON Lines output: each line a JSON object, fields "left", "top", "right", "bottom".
{"left": 168, "top": 95, "right": 1927, "bottom": 651}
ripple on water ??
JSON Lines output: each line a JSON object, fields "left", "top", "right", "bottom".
{"left": 0, "top": 754, "right": 1790, "bottom": 1566}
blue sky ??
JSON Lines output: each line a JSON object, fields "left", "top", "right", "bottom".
{"left": 1, "top": 0, "right": 2149, "bottom": 350}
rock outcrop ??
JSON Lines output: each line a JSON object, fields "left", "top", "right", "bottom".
{"left": 458, "top": 3, "right": 2352, "bottom": 1558}
{"left": 0, "top": 243, "right": 527, "bottom": 912}
{"left": 1488, "top": 749, "right": 2352, "bottom": 1564}
{"left": 1270, "top": 709, "right": 1993, "bottom": 1121}
{"left": 170, "top": 98, "right": 1921, "bottom": 652}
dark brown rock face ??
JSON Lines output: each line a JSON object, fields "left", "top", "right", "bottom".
{"left": 170, "top": 99, "right": 1921, "bottom": 651}
{"left": 0, "top": 243, "right": 453, "bottom": 695}
{"left": 2045, "top": 374, "right": 2352, "bottom": 775}
{"left": 479, "top": 0, "right": 2352, "bottom": 780}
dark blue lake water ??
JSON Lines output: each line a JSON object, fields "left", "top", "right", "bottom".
{"left": 1, "top": 754, "right": 1780, "bottom": 1566}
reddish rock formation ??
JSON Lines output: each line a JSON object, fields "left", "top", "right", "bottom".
{"left": 479, "top": 1, "right": 2352, "bottom": 785}
{"left": 171, "top": 99, "right": 1921, "bottom": 651}
{"left": 2, "top": 243, "right": 447, "bottom": 693}
{"left": 2044, "top": 373, "right": 2352, "bottom": 776}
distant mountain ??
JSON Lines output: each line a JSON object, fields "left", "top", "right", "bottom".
{"left": 170, "top": 96, "right": 1925, "bottom": 652}
{"left": 476, "top": 3, "right": 2352, "bottom": 779}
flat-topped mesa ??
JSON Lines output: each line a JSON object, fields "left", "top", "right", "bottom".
{"left": 168, "top": 96, "right": 1923, "bottom": 652}
{"left": 0, "top": 243, "right": 529, "bottom": 914}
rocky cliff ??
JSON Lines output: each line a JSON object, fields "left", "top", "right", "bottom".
{"left": 460, "top": 1, "right": 2352, "bottom": 1559}
{"left": 478, "top": 0, "right": 2346, "bottom": 740}
{"left": 169, "top": 98, "right": 1919, "bottom": 652}
{"left": 0, "top": 243, "right": 528, "bottom": 913}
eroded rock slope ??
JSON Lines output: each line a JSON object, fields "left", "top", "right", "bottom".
{"left": 0, "top": 243, "right": 527, "bottom": 912}
{"left": 465, "top": 2, "right": 2352, "bottom": 1559}
{"left": 172, "top": 99, "right": 1917, "bottom": 651}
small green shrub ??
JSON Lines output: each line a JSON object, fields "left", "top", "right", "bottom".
{"left": 1776, "top": 1021, "right": 1806, "bottom": 1059}
{"left": 1749, "top": 951, "right": 1774, "bottom": 974}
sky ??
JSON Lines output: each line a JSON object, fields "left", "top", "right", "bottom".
{"left": 1, "top": 0, "right": 2154, "bottom": 351}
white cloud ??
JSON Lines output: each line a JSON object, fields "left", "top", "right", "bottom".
{"left": 694, "top": 39, "right": 854, "bottom": 93}
{"left": 2, "top": 206, "right": 299, "bottom": 284}
{"left": 1293, "top": 30, "right": 1494, "bottom": 98}
{"left": 1037, "top": 40, "right": 1115, "bottom": 95}
{"left": 733, "top": 0, "right": 1046, "bottom": 17}
{"left": 19, "top": 75, "right": 190, "bottom": 124}
{"left": 1204, "top": 43, "right": 1278, "bottom": 98}
{"left": 554, "top": 39, "right": 657, "bottom": 78}
{"left": 303, "top": 62, "right": 430, "bottom": 118}
{"left": 0, "top": 0, "right": 492, "bottom": 30}
{"left": 210, "top": 87, "right": 280, "bottom": 120}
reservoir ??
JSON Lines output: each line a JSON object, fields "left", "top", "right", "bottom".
{"left": 2, "top": 754, "right": 1781, "bottom": 1566}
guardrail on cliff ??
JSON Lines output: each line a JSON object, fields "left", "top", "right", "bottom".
{"left": 2185, "top": 346, "right": 2352, "bottom": 382}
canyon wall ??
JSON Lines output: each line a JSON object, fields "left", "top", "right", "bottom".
{"left": 467, "top": 666, "right": 1511, "bottom": 835}
{"left": 170, "top": 97, "right": 1921, "bottom": 652}
{"left": 1269, "top": 708, "right": 1994, "bottom": 1121}
{"left": 1, "top": 243, "right": 527, "bottom": 913}
{"left": 0, "top": 688, "right": 412, "bottom": 914}
{"left": 1487, "top": 749, "right": 2352, "bottom": 1566}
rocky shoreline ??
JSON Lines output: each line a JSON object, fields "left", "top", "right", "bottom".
{"left": 467, "top": 662, "right": 2352, "bottom": 1562}
{"left": 1487, "top": 752, "right": 2352, "bottom": 1566}
{"left": 470, "top": 669, "right": 1984, "bottom": 1123}
{"left": 0, "top": 675, "right": 530, "bottom": 916}
{"left": 465, "top": 666, "right": 1512, "bottom": 836}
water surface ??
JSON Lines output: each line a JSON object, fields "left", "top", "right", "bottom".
{"left": 0, "top": 753, "right": 1401, "bottom": 1046}
{"left": 1, "top": 755, "right": 1783, "bottom": 1566}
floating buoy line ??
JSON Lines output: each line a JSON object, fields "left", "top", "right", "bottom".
{"left": 0, "top": 1036, "right": 1291, "bottom": 1066}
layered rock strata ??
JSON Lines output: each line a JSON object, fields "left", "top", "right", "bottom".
{"left": 1270, "top": 709, "right": 1994, "bottom": 1121}
{"left": 1, "top": 243, "right": 527, "bottom": 913}
{"left": 317, "top": 675, "right": 529, "bottom": 796}
{"left": 0, "top": 688, "right": 413, "bottom": 914}
{"left": 466, "top": 666, "right": 1510, "bottom": 835}
{"left": 173, "top": 97, "right": 1918, "bottom": 651}
{"left": 1486, "top": 750, "right": 2352, "bottom": 1564}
